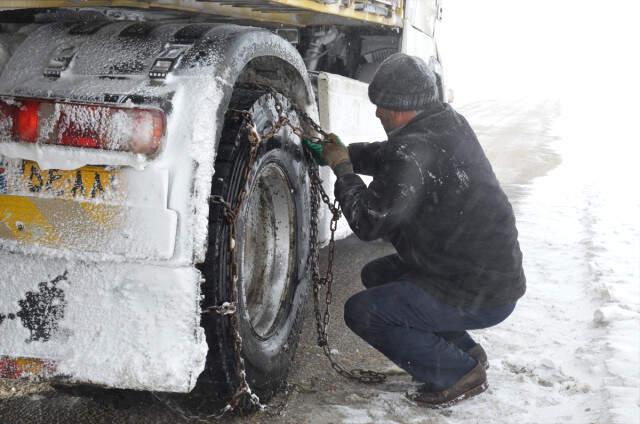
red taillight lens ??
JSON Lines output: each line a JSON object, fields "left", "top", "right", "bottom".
{"left": 61, "top": 131, "right": 100, "bottom": 148}
{"left": 129, "top": 109, "right": 165, "bottom": 155}
{"left": 58, "top": 106, "right": 101, "bottom": 149}
{"left": 0, "top": 97, "right": 165, "bottom": 155}
{"left": 14, "top": 100, "right": 40, "bottom": 143}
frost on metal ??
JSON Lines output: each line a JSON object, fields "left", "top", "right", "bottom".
{"left": 16, "top": 271, "right": 67, "bottom": 343}
{"left": 0, "top": 272, "right": 68, "bottom": 343}
{"left": 0, "top": 253, "right": 207, "bottom": 392}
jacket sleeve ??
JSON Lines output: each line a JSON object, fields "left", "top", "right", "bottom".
{"left": 348, "top": 142, "right": 384, "bottom": 176}
{"left": 335, "top": 147, "right": 426, "bottom": 241}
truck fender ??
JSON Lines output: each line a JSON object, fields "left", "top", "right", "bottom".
{"left": 173, "top": 25, "right": 317, "bottom": 263}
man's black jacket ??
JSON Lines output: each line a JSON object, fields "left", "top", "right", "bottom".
{"left": 335, "top": 104, "right": 526, "bottom": 309}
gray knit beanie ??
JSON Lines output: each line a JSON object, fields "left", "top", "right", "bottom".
{"left": 368, "top": 53, "right": 440, "bottom": 111}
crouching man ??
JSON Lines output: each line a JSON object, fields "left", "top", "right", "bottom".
{"left": 310, "top": 53, "right": 526, "bottom": 408}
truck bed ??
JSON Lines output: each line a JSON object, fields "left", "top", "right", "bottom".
{"left": 0, "top": 0, "right": 404, "bottom": 27}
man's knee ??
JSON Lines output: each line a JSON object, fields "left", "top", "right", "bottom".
{"left": 344, "top": 291, "right": 371, "bottom": 335}
{"left": 360, "top": 255, "right": 407, "bottom": 289}
{"left": 360, "top": 261, "right": 378, "bottom": 289}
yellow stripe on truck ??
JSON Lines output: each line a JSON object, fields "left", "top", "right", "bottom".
{"left": 80, "top": 202, "right": 120, "bottom": 227}
{"left": 0, "top": 195, "right": 59, "bottom": 245}
{"left": 0, "top": 195, "right": 122, "bottom": 247}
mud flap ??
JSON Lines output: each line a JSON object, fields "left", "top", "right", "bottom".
{"left": 0, "top": 252, "right": 207, "bottom": 392}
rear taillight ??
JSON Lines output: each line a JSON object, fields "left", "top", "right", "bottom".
{"left": 15, "top": 101, "right": 39, "bottom": 143}
{"left": 0, "top": 98, "right": 165, "bottom": 155}
{"left": 130, "top": 109, "right": 164, "bottom": 155}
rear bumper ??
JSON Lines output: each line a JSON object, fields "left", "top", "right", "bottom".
{"left": 0, "top": 252, "right": 207, "bottom": 393}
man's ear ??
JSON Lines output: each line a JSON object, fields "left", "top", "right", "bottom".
{"left": 393, "top": 110, "right": 419, "bottom": 127}
{"left": 389, "top": 110, "right": 403, "bottom": 127}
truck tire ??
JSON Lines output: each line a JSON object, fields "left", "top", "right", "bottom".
{"left": 197, "top": 87, "right": 311, "bottom": 402}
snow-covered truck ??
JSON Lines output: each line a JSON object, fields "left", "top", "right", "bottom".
{"left": 0, "top": 0, "right": 443, "bottom": 399}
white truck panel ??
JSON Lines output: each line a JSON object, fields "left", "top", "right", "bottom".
{"left": 404, "top": 0, "right": 439, "bottom": 37}
{"left": 0, "top": 253, "right": 207, "bottom": 392}
{"left": 401, "top": 23, "right": 437, "bottom": 63}
{"left": 317, "top": 72, "right": 386, "bottom": 242}
{"left": 0, "top": 141, "right": 150, "bottom": 171}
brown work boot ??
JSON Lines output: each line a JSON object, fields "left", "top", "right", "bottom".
{"left": 467, "top": 343, "right": 489, "bottom": 370}
{"left": 410, "top": 345, "right": 488, "bottom": 383}
{"left": 407, "top": 363, "right": 488, "bottom": 409}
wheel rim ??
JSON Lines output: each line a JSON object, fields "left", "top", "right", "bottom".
{"left": 239, "top": 161, "right": 296, "bottom": 339}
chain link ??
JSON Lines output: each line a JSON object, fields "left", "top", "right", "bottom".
{"left": 207, "top": 108, "right": 264, "bottom": 417}
{"left": 305, "top": 155, "right": 387, "bottom": 385}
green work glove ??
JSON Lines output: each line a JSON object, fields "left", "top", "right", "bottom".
{"left": 302, "top": 138, "right": 328, "bottom": 166}
{"left": 322, "top": 134, "right": 350, "bottom": 169}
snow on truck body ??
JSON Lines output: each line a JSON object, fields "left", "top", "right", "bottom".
{"left": 0, "top": 20, "right": 314, "bottom": 392}
{"left": 0, "top": 1, "right": 440, "bottom": 392}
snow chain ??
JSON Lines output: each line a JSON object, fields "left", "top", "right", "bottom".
{"left": 186, "top": 83, "right": 386, "bottom": 420}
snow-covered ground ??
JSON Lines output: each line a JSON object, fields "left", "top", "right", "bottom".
{"left": 438, "top": 3, "right": 640, "bottom": 421}
{"left": 455, "top": 100, "right": 639, "bottom": 424}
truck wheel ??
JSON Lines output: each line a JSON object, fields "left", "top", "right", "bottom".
{"left": 197, "top": 88, "right": 311, "bottom": 402}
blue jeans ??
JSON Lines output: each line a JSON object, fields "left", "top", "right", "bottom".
{"left": 344, "top": 254, "right": 516, "bottom": 390}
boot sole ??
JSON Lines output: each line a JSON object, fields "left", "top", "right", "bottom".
{"left": 408, "top": 381, "right": 489, "bottom": 409}
{"left": 409, "top": 362, "right": 488, "bottom": 383}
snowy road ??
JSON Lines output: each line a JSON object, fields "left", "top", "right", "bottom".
{"left": 2, "top": 97, "right": 637, "bottom": 423}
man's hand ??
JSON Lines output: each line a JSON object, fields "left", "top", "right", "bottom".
{"left": 302, "top": 134, "right": 352, "bottom": 176}
{"left": 302, "top": 138, "right": 328, "bottom": 166}
{"left": 322, "top": 134, "right": 350, "bottom": 169}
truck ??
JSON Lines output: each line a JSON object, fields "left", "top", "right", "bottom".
{"left": 0, "top": 0, "right": 443, "bottom": 403}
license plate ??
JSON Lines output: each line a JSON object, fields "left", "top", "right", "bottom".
{"left": 22, "top": 161, "right": 117, "bottom": 200}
